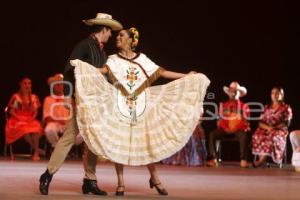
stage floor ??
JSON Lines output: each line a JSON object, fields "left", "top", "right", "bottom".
{"left": 0, "top": 158, "right": 299, "bottom": 200}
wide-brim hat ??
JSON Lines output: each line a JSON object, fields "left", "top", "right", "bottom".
{"left": 83, "top": 13, "right": 123, "bottom": 31}
{"left": 48, "top": 73, "right": 63, "bottom": 85}
{"left": 223, "top": 81, "right": 247, "bottom": 97}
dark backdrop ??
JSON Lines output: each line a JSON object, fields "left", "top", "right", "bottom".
{"left": 0, "top": 0, "right": 299, "bottom": 160}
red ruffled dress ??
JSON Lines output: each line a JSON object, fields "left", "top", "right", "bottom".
{"left": 5, "top": 93, "right": 43, "bottom": 144}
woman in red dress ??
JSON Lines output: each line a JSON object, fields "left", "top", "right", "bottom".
{"left": 5, "top": 77, "right": 43, "bottom": 161}
{"left": 252, "top": 86, "right": 292, "bottom": 167}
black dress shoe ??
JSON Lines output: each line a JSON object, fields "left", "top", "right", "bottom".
{"left": 115, "top": 185, "right": 125, "bottom": 196}
{"left": 82, "top": 178, "right": 107, "bottom": 196}
{"left": 149, "top": 179, "right": 168, "bottom": 196}
{"left": 39, "top": 169, "right": 53, "bottom": 195}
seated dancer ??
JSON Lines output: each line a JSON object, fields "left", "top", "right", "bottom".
{"left": 5, "top": 77, "right": 43, "bottom": 161}
{"left": 43, "top": 74, "right": 82, "bottom": 149}
{"left": 252, "top": 87, "right": 292, "bottom": 167}
{"left": 207, "top": 81, "right": 250, "bottom": 168}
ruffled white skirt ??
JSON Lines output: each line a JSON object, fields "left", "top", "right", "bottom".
{"left": 72, "top": 59, "right": 210, "bottom": 165}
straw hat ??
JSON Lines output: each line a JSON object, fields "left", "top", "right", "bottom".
{"left": 223, "top": 81, "right": 247, "bottom": 97}
{"left": 48, "top": 73, "right": 63, "bottom": 85}
{"left": 83, "top": 13, "right": 123, "bottom": 31}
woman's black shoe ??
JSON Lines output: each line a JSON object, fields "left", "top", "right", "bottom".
{"left": 149, "top": 179, "right": 168, "bottom": 196}
{"left": 115, "top": 185, "right": 125, "bottom": 196}
{"left": 82, "top": 178, "right": 107, "bottom": 195}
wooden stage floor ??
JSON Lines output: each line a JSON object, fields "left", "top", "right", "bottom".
{"left": 0, "top": 158, "right": 299, "bottom": 200}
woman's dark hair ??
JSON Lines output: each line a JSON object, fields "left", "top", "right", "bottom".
{"left": 126, "top": 27, "right": 139, "bottom": 50}
{"left": 18, "top": 76, "right": 31, "bottom": 85}
{"left": 18, "top": 76, "right": 33, "bottom": 105}
{"left": 269, "top": 86, "right": 285, "bottom": 106}
{"left": 126, "top": 29, "right": 134, "bottom": 39}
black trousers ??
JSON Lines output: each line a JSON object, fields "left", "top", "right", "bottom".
{"left": 207, "top": 128, "right": 249, "bottom": 161}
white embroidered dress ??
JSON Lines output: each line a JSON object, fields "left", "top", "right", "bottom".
{"left": 72, "top": 53, "right": 210, "bottom": 165}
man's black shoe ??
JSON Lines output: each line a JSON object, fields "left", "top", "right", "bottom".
{"left": 39, "top": 169, "right": 53, "bottom": 195}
